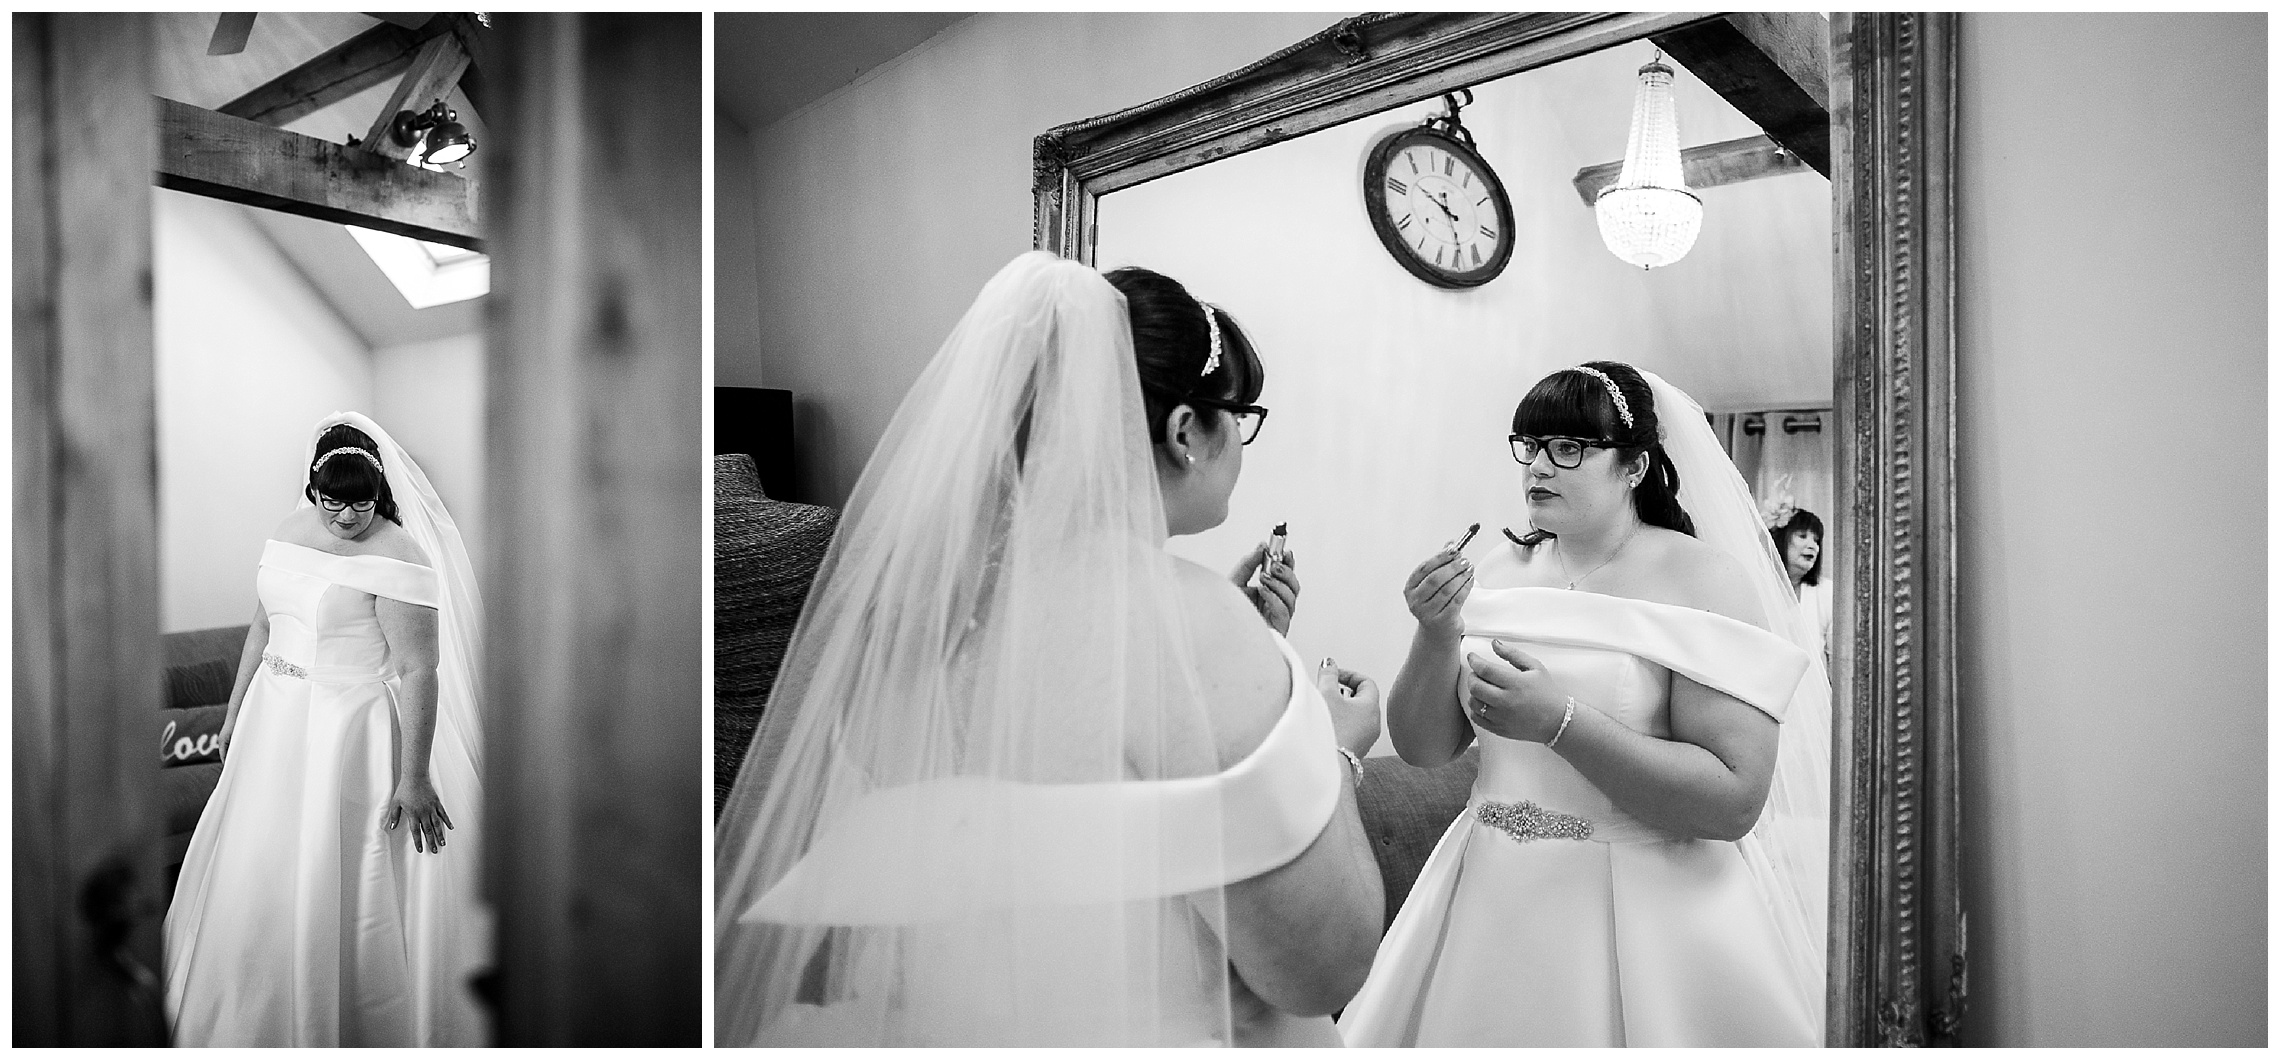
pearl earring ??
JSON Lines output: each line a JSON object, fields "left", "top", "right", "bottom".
{"left": 1185, "top": 455, "right": 1196, "bottom": 465}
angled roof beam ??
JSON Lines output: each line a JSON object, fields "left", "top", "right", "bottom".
{"left": 156, "top": 96, "right": 482, "bottom": 251}
{"left": 450, "top": 15, "right": 496, "bottom": 118}
{"left": 1649, "top": 12, "right": 1830, "bottom": 176}
{"left": 359, "top": 29, "right": 472, "bottom": 161}
{"left": 364, "top": 12, "right": 437, "bottom": 31}
{"left": 1571, "top": 133, "right": 1811, "bottom": 205}
{"left": 217, "top": 17, "right": 454, "bottom": 127}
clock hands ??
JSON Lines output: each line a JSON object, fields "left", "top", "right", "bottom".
{"left": 1423, "top": 186, "right": 1463, "bottom": 243}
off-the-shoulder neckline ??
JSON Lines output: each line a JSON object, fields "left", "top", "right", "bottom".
{"left": 1468, "top": 582, "right": 1769, "bottom": 633}
{"left": 264, "top": 537, "right": 434, "bottom": 571}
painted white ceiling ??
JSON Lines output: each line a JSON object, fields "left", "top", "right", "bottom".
{"left": 153, "top": 13, "right": 485, "bottom": 350}
{"left": 716, "top": 13, "right": 972, "bottom": 134}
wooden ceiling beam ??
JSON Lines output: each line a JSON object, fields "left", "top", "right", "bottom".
{"left": 1649, "top": 12, "right": 1830, "bottom": 176}
{"left": 359, "top": 29, "right": 471, "bottom": 160}
{"left": 216, "top": 17, "right": 455, "bottom": 127}
{"left": 363, "top": 13, "right": 438, "bottom": 32}
{"left": 155, "top": 96, "right": 482, "bottom": 250}
{"left": 1571, "top": 133, "right": 1811, "bottom": 205}
{"left": 450, "top": 15, "right": 496, "bottom": 119}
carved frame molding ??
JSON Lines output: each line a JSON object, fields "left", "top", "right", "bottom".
{"left": 1033, "top": 11, "right": 1963, "bottom": 1047}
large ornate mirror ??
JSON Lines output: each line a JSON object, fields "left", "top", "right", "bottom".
{"left": 1035, "top": 13, "right": 1959, "bottom": 1046}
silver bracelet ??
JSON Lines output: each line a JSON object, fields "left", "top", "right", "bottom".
{"left": 1545, "top": 696, "right": 1578, "bottom": 749}
{"left": 1335, "top": 746, "right": 1366, "bottom": 784}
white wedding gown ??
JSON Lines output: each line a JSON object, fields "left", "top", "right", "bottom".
{"left": 747, "top": 632, "right": 1345, "bottom": 1047}
{"left": 1337, "top": 584, "right": 1819, "bottom": 1047}
{"left": 164, "top": 540, "right": 486, "bottom": 1046}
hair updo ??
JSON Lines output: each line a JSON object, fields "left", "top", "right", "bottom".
{"left": 1770, "top": 507, "right": 1825, "bottom": 585}
{"left": 1511, "top": 360, "right": 1695, "bottom": 537}
{"left": 1101, "top": 267, "right": 1264, "bottom": 444}
{"left": 305, "top": 423, "right": 400, "bottom": 525}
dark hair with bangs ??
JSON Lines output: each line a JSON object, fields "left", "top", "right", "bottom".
{"left": 1102, "top": 267, "right": 1265, "bottom": 444}
{"left": 1770, "top": 507, "right": 1824, "bottom": 585}
{"left": 1511, "top": 360, "right": 1695, "bottom": 537}
{"left": 305, "top": 423, "right": 400, "bottom": 524}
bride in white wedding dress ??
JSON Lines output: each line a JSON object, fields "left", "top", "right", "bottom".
{"left": 1337, "top": 362, "right": 1830, "bottom": 1047}
{"left": 714, "top": 252, "right": 1386, "bottom": 1046}
{"left": 163, "top": 413, "right": 487, "bottom": 1046}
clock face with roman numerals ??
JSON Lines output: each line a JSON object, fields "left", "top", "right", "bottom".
{"left": 1362, "top": 127, "right": 1516, "bottom": 289}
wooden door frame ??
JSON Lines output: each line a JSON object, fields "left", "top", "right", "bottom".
{"left": 14, "top": 12, "right": 703, "bottom": 1045}
{"left": 13, "top": 12, "right": 169, "bottom": 1045}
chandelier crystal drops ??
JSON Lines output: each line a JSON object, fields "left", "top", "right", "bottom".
{"left": 1594, "top": 55, "right": 1703, "bottom": 269}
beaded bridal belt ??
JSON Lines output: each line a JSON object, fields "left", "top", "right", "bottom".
{"left": 262, "top": 652, "right": 387, "bottom": 687}
{"left": 262, "top": 652, "right": 308, "bottom": 679}
{"left": 1469, "top": 798, "right": 1674, "bottom": 845}
{"left": 1472, "top": 799, "right": 1595, "bottom": 843}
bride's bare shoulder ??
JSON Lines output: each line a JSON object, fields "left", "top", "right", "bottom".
{"left": 358, "top": 519, "right": 431, "bottom": 567}
{"left": 1638, "top": 530, "right": 1766, "bottom": 628}
{"left": 1168, "top": 556, "right": 1292, "bottom": 768}
{"left": 1472, "top": 531, "right": 1542, "bottom": 589}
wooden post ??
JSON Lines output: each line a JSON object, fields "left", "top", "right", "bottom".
{"left": 12, "top": 12, "right": 169, "bottom": 1046}
{"left": 481, "top": 13, "right": 702, "bottom": 1046}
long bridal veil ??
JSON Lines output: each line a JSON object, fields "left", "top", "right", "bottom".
{"left": 714, "top": 253, "right": 1236, "bottom": 1045}
{"left": 304, "top": 412, "right": 489, "bottom": 1044}
{"left": 1637, "top": 372, "right": 1832, "bottom": 1033}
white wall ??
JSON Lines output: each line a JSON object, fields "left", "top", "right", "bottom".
{"left": 1095, "top": 51, "right": 1830, "bottom": 707}
{"left": 738, "top": 12, "right": 1349, "bottom": 507}
{"left": 155, "top": 189, "right": 373, "bottom": 632}
{"left": 156, "top": 191, "right": 488, "bottom": 633}
{"left": 1955, "top": 13, "right": 2265, "bottom": 1046}
{"left": 373, "top": 334, "right": 487, "bottom": 566}
{"left": 716, "top": 112, "right": 763, "bottom": 387}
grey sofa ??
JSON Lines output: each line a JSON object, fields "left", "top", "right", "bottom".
{"left": 712, "top": 453, "right": 839, "bottom": 813}
{"left": 158, "top": 624, "right": 245, "bottom": 896}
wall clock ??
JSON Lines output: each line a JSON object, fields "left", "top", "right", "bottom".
{"left": 1362, "top": 90, "right": 1515, "bottom": 289}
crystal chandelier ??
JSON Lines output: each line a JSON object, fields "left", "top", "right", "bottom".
{"left": 1594, "top": 53, "right": 1703, "bottom": 269}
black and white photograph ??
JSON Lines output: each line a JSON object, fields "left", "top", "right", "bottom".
{"left": 16, "top": 12, "right": 700, "bottom": 1046}
{"left": 710, "top": 11, "right": 2264, "bottom": 1049}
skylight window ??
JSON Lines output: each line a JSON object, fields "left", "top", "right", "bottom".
{"left": 346, "top": 226, "right": 489, "bottom": 308}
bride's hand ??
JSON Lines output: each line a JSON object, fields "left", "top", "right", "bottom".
{"left": 1403, "top": 549, "right": 1473, "bottom": 638}
{"left": 1315, "top": 658, "right": 1382, "bottom": 757}
{"left": 1461, "top": 640, "right": 1568, "bottom": 743}
{"left": 1230, "top": 541, "right": 1299, "bottom": 635}
{"left": 384, "top": 777, "right": 455, "bottom": 854}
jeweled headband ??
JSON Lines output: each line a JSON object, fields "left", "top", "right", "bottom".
{"left": 313, "top": 446, "right": 384, "bottom": 474}
{"left": 1566, "top": 366, "right": 1634, "bottom": 430}
{"left": 1199, "top": 302, "right": 1225, "bottom": 378}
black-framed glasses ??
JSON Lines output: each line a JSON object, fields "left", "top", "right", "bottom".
{"left": 1509, "top": 434, "right": 1617, "bottom": 469}
{"left": 1189, "top": 395, "right": 1270, "bottom": 445}
{"left": 317, "top": 496, "right": 377, "bottom": 513}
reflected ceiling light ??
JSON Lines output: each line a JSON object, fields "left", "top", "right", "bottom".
{"left": 390, "top": 100, "right": 476, "bottom": 167}
{"left": 1594, "top": 52, "right": 1702, "bottom": 270}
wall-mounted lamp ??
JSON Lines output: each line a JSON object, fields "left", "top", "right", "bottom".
{"left": 390, "top": 100, "right": 476, "bottom": 166}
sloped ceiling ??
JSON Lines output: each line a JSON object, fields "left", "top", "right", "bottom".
{"left": 716, "top": 13, "right": 971, "bottom": 134}
{"left": 153, "top": 13, "right": 484, "bottom": 350}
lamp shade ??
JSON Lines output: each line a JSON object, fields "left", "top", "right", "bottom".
{"left": 423, "top": 121, "right": 474, "bottom": 165}
{"left": 1594, "top": 58, "right": 1702, "bottom": 269}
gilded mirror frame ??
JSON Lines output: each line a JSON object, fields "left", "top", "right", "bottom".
{"left": 1033, "top": 12, "right": 1961, "bottom": 1047}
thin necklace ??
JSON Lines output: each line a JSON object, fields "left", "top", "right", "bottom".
{"left": 1555, "top": 519, "right": 1643, "bottom": 591}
